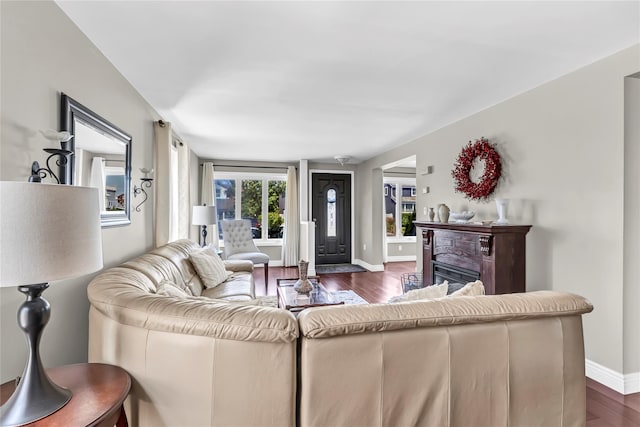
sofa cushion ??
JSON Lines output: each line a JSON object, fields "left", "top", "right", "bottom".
{"left": 388, "top": 281, "right": 449, "bottom": 303}
{"left": 224, "top": 259, "right": 255, "bottom": 272}
{"left": 201, "top": 275, "right": 255, "bottom": 300}
{"left": 190, "top": 248, "right": 232, "bottom": 289}
{"left": 449, "top": 280, "right": 485, "bottom": 297}
{"left": 156, "top": 279, "right": 191, "bottom": 297}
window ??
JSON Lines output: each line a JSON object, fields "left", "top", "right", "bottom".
{"left": 327, "top": 188, "right": 337, "bottom": 237}
{"left": 104, "top": 166, "right": 125, "bottom": 211}
{"left": 268, "top": 180, "right": 286, "bottom": 238}
{"left": 384, "top": 179, "right": 416, "bottom": 238}
{"left": 241, "top": 180, "right": 262, "bottom": 238}
{"left": 215, "top": 172, "right": 286, "bottom": 241}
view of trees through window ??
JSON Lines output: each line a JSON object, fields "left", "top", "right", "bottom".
{"left": 384, "top": 181, "right": 416, "bottom": 237}
{"left": 241, "top": 180, "right": 262, "bottom": 238}
{"left": 215, "top": 175, "right": 286, "bottom": 240}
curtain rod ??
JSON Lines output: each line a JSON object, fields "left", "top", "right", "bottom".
{"left": 200, "top": 163, "right": 296, "bottom": 170}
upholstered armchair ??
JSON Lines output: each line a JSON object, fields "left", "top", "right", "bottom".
{"left": 220, "top": 219, "right": 269, "bottom": 290}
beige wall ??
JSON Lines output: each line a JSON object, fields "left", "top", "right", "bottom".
{"left": 0, "top": 1, "right": 161, "bottom": 381}
{"left": 623, "top": 74, "right": 640, "bottom": 373}
{"left": 387, "top": 242, "right": 416, "bottom": 259}
{"left": 355, "top": 45, "right": 640, "bottom": 374}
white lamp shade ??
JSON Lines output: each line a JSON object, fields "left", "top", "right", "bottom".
{"left": 0, "top": 182, "right": 103, "bottom": 286}
{"left": 192, "top": 205, "right": 217, "bottom": 226}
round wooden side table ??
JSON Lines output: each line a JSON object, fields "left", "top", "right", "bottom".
{"left": 1, "top": 363, "right": 131, "bottom": 427}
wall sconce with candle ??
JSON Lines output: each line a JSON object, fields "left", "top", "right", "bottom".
{"left": 133, "top": 168, "right": 153, "bottom": 212}
{"left": 28, "top": 130, "right": 74, "bottom": 184}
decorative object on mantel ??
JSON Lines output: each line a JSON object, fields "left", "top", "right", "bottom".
{"left": 428, "top": 207, "right": 435, "bottom": 221}
{"left": 28, "top": 130, "right": 74, "bottom": 184}
{"left": 438, "top": 203, "right": 450, "bottom": 223}
{"left": 495, "top": 198, "right": 509, "bottom": 224}
{"left": 0, "top": 182, "right": 103, "bottom": 426}
{"left": 133, "top": 168, "right": 154, "bottom": 212}
{"left": 451, "top": 137, "right": 502, "bottom": 201}
{"left": 450, "top": 210, "right": 475, "bottom": 223}
{"left": 294, "top": 260, "right": 314, "bottom": 295}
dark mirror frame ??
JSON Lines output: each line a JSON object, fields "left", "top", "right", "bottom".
{"left": 60, "top": 93, "right": 132, "bottom": 227}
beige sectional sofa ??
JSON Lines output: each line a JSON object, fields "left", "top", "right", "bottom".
{"left": 87, "top": 239, "right": 593, "bottom": 427}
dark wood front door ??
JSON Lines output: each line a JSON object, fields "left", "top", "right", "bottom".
{"left": 312, "top": 173, "right": 351, "bottom": 265}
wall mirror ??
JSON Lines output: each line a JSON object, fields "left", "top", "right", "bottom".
{"left": 60, "top": 93, "right": 132, "bottom": 227}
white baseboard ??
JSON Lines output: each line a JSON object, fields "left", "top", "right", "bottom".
{"left": 354, "top": 259, "right": 384, "bottom": 272}
{"left": 626, "top": 372, "right": 640, "bottom": 394}
{"left": 386, "top": 255, "right": 416, "bottom": 262}
{"left": 585, "top": 359, "right": 640, "bottom": 394}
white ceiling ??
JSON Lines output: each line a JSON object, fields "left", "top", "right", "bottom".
{"left": 55, "top": 1, "right": 639, "bottom": 165}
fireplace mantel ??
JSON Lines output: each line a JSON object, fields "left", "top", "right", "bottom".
{"left": 414, "top": 221, "right": 532, "bottom": 295}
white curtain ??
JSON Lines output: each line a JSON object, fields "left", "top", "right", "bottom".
{"left": 154, "top": 121, "right": 172, "bottom": 246}
{"left": 201, "top": 162, "right": 219, "bottom": 248}
{"left": 282, "top": 166, "right": 299, "bottom": 266}
{"left": 155, "top": 120, "right": 192, "bottom": 247}
{"left": 177, "top": 140, "right": 191, "bottom": 240}
{"left": 90, "top": 156, "right": 105, "bottom": 212}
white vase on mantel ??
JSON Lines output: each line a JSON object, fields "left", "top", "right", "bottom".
{"left": 495, "top": 198, "right": 509, "bottom": 224}
{"left": 438, "top": 203, "right": 450, "bottom": 223}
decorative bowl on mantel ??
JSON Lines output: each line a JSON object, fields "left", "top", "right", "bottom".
{"left": 449, "top": 211, "right": 475, "bottom": 223}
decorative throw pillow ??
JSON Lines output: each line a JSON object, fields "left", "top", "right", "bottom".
{"left": 156, "top": 279, "right": 190, "bottom": 298}
{"left": 189, "top": 248, "right": 232, "bottom": 289}
{"left": 388, "top": 281, "right": 449, "bottom": 303}
{"left": 449, "top": 280, "right": 485, "bottom": 297}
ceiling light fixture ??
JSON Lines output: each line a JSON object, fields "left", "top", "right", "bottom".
{"left": 334, "top": 155, "right": 351, "bottom": 166}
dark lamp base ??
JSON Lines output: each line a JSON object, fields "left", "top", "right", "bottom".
{"left": 0, "top": 283, "right": 72, "bottom": 426}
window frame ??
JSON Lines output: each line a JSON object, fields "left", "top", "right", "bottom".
{"left": 215, "top": 171, "right": 287, "bottom": 245}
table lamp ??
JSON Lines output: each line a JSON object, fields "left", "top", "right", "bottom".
{"left": 0, "top": 182, "right": 103, "bottom": 426}
{"left": 192, "top": 205, "right": 217, "bottom": 247}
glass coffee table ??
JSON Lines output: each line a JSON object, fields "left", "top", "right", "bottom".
{"left": 277, "top": 277, "right": 345, "bottom": 313}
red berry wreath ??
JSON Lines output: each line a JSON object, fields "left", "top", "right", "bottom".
{"left": 451, "top": 137, "right": 502, "bottom": 201}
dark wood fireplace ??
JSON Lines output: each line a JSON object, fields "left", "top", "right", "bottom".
{"left": 432, "top": 261, "right": 480, "bottom": 285}
{"left": 415, "top": 221, "right": 532, "bottom": 295}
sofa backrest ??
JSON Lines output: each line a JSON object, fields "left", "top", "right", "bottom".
{"left": 297, "top": 291, "right": 593, "bottom": 427}
{"left": 149, "top": 239, "right": 205, "bottom": 295}
{"left": 114, "top": 239, "right": 205, "bottom": 295}
{"left": 87, "top": 239, "right": 298, "bottom": 427}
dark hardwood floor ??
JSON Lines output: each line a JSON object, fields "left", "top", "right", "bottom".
{"left": 253, "top": 261, "right": 640, "bottom": 426}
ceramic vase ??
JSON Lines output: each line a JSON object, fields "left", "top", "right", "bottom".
{"left": 428, "top": 207, "right": 435, "bottom": 221}
{"left": 438, "top": 203, "right": 450, "bottom": 223}
{"left": 495, "top": 198, "right": 509, "bottom": 224}
{"left": 294, "top": 260, "right": 313, "bottom": 294}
